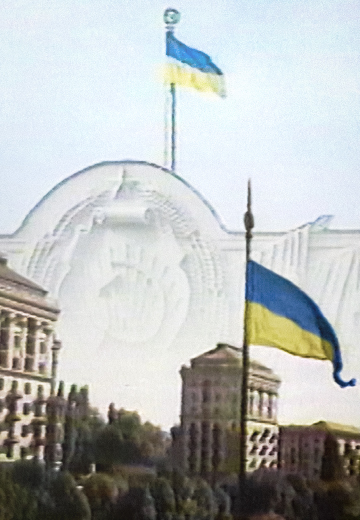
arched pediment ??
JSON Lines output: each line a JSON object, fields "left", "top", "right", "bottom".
{"left": 15, "top": 161, "right": 229, "bottom": 242}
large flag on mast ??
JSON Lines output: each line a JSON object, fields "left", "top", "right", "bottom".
{"left": 245, "top": 260, "right": 356, "bottom": 389}
{"left": 165, "top": 31, "right": 226, "bottom": 97}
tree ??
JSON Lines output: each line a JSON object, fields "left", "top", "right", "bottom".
{"left": 171, "top": 471, "right": 196, "bottom": 517}
{"left": 115, "top": 486, "right": 156, "bottom": 520}
{"left": 213, "top": 486, "right": 232, "bottom": 520}
{"left": 11, "top": 458, "right": 47, "bottom": 491}
{"left": 94, "top": 425, "right": 142, "bottom": 470}
{"left": 150, "top": 477, "right": 176, "bottom": 519}
{"left": 320, "top": 433, "right": 345, "bottom": 481}
{"left": 46, "top": 471, "right": 91, "bottom": 520}
{"left": 193, "top": 478, "right": 217, "bottom": 519}
{"left": 0, "top": 464, "right": 38, "bottom": 520}
{"left": 82, "top": 473, "right": 118, "bottom": 520}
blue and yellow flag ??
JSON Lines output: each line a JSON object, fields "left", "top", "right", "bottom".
{"left": 246, "top": 260, "right": 356, "bottom": 388}
{"left": 165, "top": 31, "right": 226, "bottom": 97}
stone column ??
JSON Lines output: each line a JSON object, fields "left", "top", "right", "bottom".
{"left": 25, "top": 318, "right": 42, "bottom": 372}
{"left": 45, "top": 381, "right": 66, "bottom": 470}
{"left": 200, "top": 420, "right": 213, "bottom": 476}
{"left": 33, "top": 320, "right": 42, "bottom": 374}
{"left": 270, "top": 394, "right": 277, "bottom": 421}
{"left": 39, "top": 323, "right": 54, "bottom": 376}
{"left": 5, "top": 312, "right": 16, "bottom": 370}
{"left": 187, "top": 421, "right": 201, "bottom": 474}
{"left": 262, "top": 392, "right": 269, "bottom": 418}
{"left": 50, "top": 339, "right": 62, "bottom": 395}
{"left": 248, "top": 387, "right": 255, "bottom": 416}
{"left": 212, "top": 423, "right": 223, "bottom": 474}
{"left": 17, "top": 316, "right": 27, "bottom": 372}
{"left": 4, "top": 380, "right": 22, "bottom": 459}
{"left": 267, "top": 393, "right": 274, "bottom": 419}
{"left": 32, "top": 384, "right": 47, "bottom": 460}
{"left": 0, "top": 311, "right": 10, "bottom": 368}
{"left": 253, "top": 390, "right": 260, "bottom": 417}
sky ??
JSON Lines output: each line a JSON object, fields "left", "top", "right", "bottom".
{"left": 0, "top": 0, "right": 360, "bottom": 427}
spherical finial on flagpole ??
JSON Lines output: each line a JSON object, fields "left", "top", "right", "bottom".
{"left": 164, "top": 8, "right": 181, "bottom": 32}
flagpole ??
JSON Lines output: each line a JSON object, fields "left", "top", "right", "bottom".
{"left": 239, "top": 180, "right": 254, "bottom": 486}
{"left": 170, "top": 82, "right": 176, "bottom": 171}
{"left": 164, "top": 8, "right": 180, "bottom": 172}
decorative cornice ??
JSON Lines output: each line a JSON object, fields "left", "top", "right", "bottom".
{"left": 0, "top": 368, "right": 51, "bottom": 383}
{"left": 0, "top": 293, "right": 59, "bottom": 321}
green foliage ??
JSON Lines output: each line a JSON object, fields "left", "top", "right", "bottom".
{"left": 150, "top": 477, "right": 176, "bottom": 516}
{"left": 62, "top": 402, "right": 105, "bottom": 475}
{"left": 171, "top": 472, "right": 197, "bottom": 517}
{"left": 45, "top": 471, "right": 91, "bottom": 520}
{"left": 11, "top": 459, "right": 46, "bottom": 490}
{"left": 68, "top": 423, "right": 94, "bottom": 475}
{"left": 0, "top": 464, "right": 38, "bottom": 520}
{"left": 94, "top": 425, "right": 142, "bottom": 468}
{"left": 193, "top": 478, "right": 216, "bottom": 519}
{"left": 93, "top": 408, "right": 167, "bottom": 471}
{"left": 117, "top": 409, "right": 142, "bottom": 441}
{"left": 82, "top": 472, "right": 118, "bottom": 511}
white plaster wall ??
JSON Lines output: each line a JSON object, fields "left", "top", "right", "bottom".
{"left": 0, "top": 161, "right": 360, "bottom": 428}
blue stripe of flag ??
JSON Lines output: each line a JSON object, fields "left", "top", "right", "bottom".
{"left": 166, "top": 32, "right": 223, "bottom": 76}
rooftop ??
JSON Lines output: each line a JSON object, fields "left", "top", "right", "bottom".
{"left": 0, "top": 256, "right": 59, "bottom": 315}
{"left": 0, "top": 256, "right": 47, "bottom": 295}
{"left": 190, "top": 343, "right": 279, "bottom": 376}
{"left": 281, "top": 421, "right": 360, "bottom": 437}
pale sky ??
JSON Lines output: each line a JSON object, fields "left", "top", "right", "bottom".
{"left": 0, "top": 0, "right": 360, "bottom": 428}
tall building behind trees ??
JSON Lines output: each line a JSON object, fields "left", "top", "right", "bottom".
{"left": 171, "top": 343, "right": 281, "bottom": 479}
{"left": 279, "top": 421, "right": 360, "bottom": 479}
{"left": 0, "top": 255, "right": 60, "bottom": 461}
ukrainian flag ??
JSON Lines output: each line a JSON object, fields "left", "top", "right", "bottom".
{"left": 246, "top": 260, "right": 356, "bottom": 388}
{"left": 165, "top": 31, "right": 226, "bottom": 97}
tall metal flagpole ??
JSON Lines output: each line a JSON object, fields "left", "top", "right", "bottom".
{"left": 164, "top": 8, "right": 180, "bottom": 171}
{"left": 170, "top": 82, "right": 176, "bottom": 171}
{"left": 239, "top": 180, "right": 254, "bottom": 485}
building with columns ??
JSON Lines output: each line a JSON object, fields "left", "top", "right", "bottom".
{"left": 172, "top": 343, "right": 281, "bottom": 478}
{"left": 0, "top": 161, "right": 359, "bottom": 427}
{"left": 0, "top": 255, "right": 60, "bottom": 460}
{"left": 279, "top": 421, "right": 360, "bottom": 479}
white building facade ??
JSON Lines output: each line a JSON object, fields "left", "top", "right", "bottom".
{"left": 279, "top": 421, "right": 360, "bottom": 479}
{"left": 0, "top": 161, "right": 359, "bottom": 426}
{"left": 173, "top": 344, "right": 280, "bottom": 477}
{"left": 0, "top": 256, "right": 60, "bottom": 460}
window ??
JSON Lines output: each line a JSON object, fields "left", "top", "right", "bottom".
{"left": 14, "top": 335, "right": 21, "bottom": 349}
{"left": 6, "top": 444, "right": 14, "bottom": 459}
{"left": 12, "top": 358, "right": 20, "bottom": 370}
{"left": 24, "top": 383, "right": 31, "bottom": 395}
{"left": 259, "top": 446, "right": 268, "bottom": 456}
{"left": 0, "top": 378, "right": 4, "bottom": 391}
{"left": 20, "top": 447, "right": 28, "bottom": 459}
{"left": 38, "top": 363, "right": 46, "bottom": 375}
{"left": 24, "top": 358, "right": 34, "bottom": 372}
{"left": 23, "top": 402, "right": 31, "bottom": 415}
{"left": 21, "top": 424, "right": 30, "bottom": 437}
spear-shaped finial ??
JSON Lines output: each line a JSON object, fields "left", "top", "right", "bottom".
{"left": 244, "top": 179, "right": 254, "bottom": 239}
